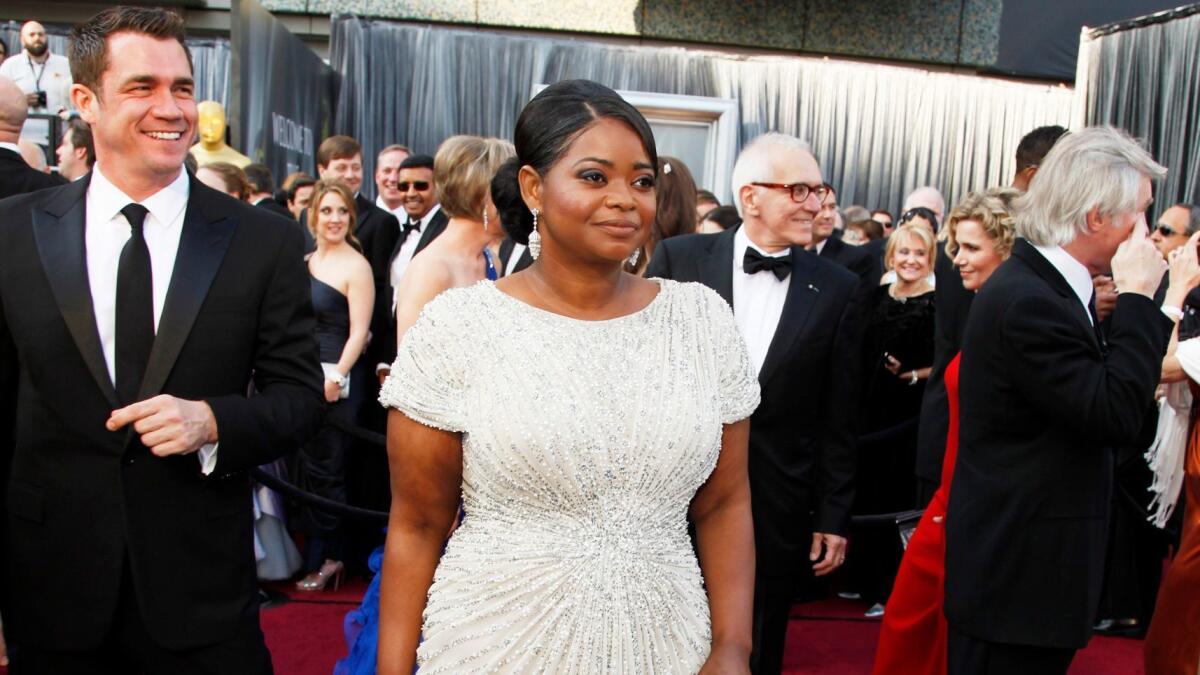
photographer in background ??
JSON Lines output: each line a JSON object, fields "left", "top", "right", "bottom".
{"left": 0, "top": 21, "right": 73, "bottom": 116}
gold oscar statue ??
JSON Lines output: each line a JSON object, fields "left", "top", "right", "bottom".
{"left": 189, "top": 100, "right": 251, "bottom": 168}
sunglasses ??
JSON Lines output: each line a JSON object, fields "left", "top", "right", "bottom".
{"left": 1157, "top": 224, "right": 1181, "bottom": 237}
{"left": 397, "top": 181, "right": 430, "bottom": 192}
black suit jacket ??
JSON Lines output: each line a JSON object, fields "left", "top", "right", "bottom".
{"left": 914, "top": 246, "right": 975, "bottom": 486}
{"left": 646, "top": 228, "right": 862, "bottom": 544}
{"left": 254, "top": 195, "right": 293, "bottom": 220}
{"left": 945, "top": 239, "right": 1171, "bottom": 648}
{"left": 0, "top": 175, "right": 324, "bottom": 651}
{"left": 0, "top": 147, "right": 66, "bottom": 199}
{"left": 499, "top": 236, "right": 533, "bottom": 276}
{"left": 364, "top": 205, "right": 449, "bottom": 368}
{"left": 818, "top": 235, "right": 882, "bottom": 310}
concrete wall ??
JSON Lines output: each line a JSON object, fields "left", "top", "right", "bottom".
{"left": 261, "top": 0, "right": 1003, "bottom": 67}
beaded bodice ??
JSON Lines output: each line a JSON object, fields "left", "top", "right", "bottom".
{"left": 380, "top": 279, "right": 760, "bottom": 673}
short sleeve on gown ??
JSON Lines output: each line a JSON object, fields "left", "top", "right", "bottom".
{"left": 379, "top": 290, "right": 468, "bottom": 433}
{"left": 699, "top": 286, "right": 761, "bottom": 424}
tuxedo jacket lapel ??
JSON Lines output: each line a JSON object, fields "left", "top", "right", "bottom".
{"left": 758, "top": 248, "right": 819, "bottom": 386}
{"left": 137, "top": 182, "right": 236, "bottom": 400}
{"left": 699, "top": 227, "right": 736, "bottom": 306}
{"left": 1011, "top": 239, "right": 1100, "bottom": 353}
{"left": 32, "top": 177, "right": 118, "bottom": 407}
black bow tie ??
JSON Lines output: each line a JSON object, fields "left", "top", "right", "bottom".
{"left": 743, "top": 248, "right": 792, "bottom": 280}
{"left": 403, "top": 218, "right": 421, "bottom": 235}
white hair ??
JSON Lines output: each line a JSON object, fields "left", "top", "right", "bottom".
{"left": 1016, "top": 126, "right": 1166, "bottom": 247}
{"left": 730, "top": 132, "right": 813, "bottom": 217}
{"left": 903, "top": 186, "right": 945, "bottom": 220}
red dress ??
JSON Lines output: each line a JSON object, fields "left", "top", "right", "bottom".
{"left": 871, "top": 353, "right": 961, "bottom": 675}
{"left": 1144, "top": 401, "right": 1200, "bottom": 675}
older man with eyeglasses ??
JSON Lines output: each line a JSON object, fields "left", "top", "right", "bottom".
{"left": 646, "top": 132, "right": 865, "bottom": 675}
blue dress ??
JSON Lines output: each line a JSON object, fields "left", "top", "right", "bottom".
{"left": 334, "top": 248, "right": 499, "bottom": 675}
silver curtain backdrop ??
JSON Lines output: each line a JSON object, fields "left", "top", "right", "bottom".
{"left": 330, "top": 16, "right": 1073, "bottom": 214}
{"left": 1082, "top": 7, "right": 1200, "bottom": 212}
{"left": 1, "top": 21, "right": 231, "bottom": 108}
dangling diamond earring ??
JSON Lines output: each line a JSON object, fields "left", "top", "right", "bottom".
{"left": 528, "top": 208, "right": 541, "bottom": 259}
{"left": 626, "top": 247, "right": 641, "bottom": 267}
{"left": 482, "top": 209, "right": 489, "bottom": 232}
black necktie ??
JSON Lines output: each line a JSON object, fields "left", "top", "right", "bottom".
{"left": 1087, "top": 295, "right": 1109, "bottom": 355}
{"left": 743, "top": 248, "right": 792, "bottom": 280}
{"left": 401, "top": 218, "right": 421, "bottom": 242}
{"left": 115, "top": 203, "right": 154, "bottom": 405}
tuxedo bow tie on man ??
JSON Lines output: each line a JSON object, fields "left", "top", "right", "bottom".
{"left": 646, "top": 132, "right": 863, "bottom": 675}
{"left": 0, "top": 8, "right": 323, "bottom": 673}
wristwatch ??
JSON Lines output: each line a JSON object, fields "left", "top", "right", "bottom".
{"left": 908, "top": 370, "right": 919, "bottom": 385}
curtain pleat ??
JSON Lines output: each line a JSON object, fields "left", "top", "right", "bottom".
{"left": 1086, "top": 11, "right": 1200, "bottom": 212}
{"left": 331, "top": 16, "right": 1073, "bottom": 213}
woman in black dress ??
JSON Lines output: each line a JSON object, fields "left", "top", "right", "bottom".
{"left": 848, "top": 222, "right": 937, "bottom": 616}
{"left": 295, "top": 179, "right": 374, "bottom": 591}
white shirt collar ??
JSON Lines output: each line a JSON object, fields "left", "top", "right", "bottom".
{"left": 1032, "top": 244, "right": 1094, "bottom": 310}
{"left": 375, "top": 195, "right": 400, "bottom": 217}
{"left": 734, "top": 223, "right": 790, "bottom": 265}
{"left": 0, "top": 141, "right": 21, "bottom": 155}
{"left": 419, "top": 203, "right": 442, "bottom": 229}
{"left": 89, "top": 163, "right": 189, "bottom": 228}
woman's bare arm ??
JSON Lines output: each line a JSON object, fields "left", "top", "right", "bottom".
{"left": 691, "top": 419, "right": 754, "bottom": 672}
{"left": 376, "top": 412, "right": 463, "bottom": 674}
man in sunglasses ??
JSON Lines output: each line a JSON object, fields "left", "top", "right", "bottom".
{"left": 1150, "top": 203, "right": 1200, "bottom": 261}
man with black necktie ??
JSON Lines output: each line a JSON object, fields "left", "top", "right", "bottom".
{"left": 945, "top": 126, "right": 1174, "bottom": 675}
{"left": 646, "top": 133, "right": 862, "bottom": 675}
{"left": 0, "top": 8, "right": 323, "bottom": 672}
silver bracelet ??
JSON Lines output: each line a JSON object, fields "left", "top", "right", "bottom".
{"left": 908, "top": 370, "right": 919, "bottom": 385}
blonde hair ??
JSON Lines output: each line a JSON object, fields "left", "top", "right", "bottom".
{"left": 944, "top": 187, "right": 1019, "bottom": 260}
{"left": 307, "top": 179, "right": 360, "bottom": 249}
{"left": 434, "top": 135, "right": 516, "bottom": 219}
{"left": 884, "top": 223, "right": 935, "bottom": 272}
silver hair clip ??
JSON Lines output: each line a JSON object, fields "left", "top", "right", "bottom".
{"left": 662, "top": 162, "right": 672, "bottom": 174}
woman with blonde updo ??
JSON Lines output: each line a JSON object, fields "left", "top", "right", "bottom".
{"left": 391, "top": 135, "right": 515, "bottom": 339}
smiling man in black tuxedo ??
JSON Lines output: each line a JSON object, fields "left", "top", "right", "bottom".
{"left": 0, "top": 7, "right": 323, "bottom": 673}
{"left": 945, "top": 126, "right": 1173, "bottom": 674}
{"left": 646, "top": 132, "right": 861, "bottom": 675}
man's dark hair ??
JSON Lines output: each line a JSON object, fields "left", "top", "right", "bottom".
{"left": 244, "top": 163, "right": 275, "bottom": 195}
{"left": 697, "top": 189, "right": 719, "bottom": 206}
{"left": 287, "top": 174, "right": 316, "bottom": 202}
{"left": 399, "top": 154, "right": 435, "bottom": 171}
{"left": 316, "top": 135, "right": 361, "bottom": 169}
{"left": 1015, "top": 125, "right": 1068, "bottom": 173}
{"left": 702, "top": 205, "right": 742, "bottom": 231}
{"left": 66, "top": 118, "right": 95, "bottom": 168}
{"left": 69, "top": 6, "right": 191, "bottom": 94}
{"left": 1174, "top": 203, "right": 1200, "bottom": 236}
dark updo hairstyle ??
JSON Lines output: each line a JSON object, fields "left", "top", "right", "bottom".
{"left": 491, "top": 79, "right": 658, "bottom": 246}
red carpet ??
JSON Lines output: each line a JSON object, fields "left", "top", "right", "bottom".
{"left": 260, "top": 582, "right": 1146, "bottom": 674}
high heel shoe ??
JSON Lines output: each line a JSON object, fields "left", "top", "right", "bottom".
{"left": 295, "top": 559, "right": 344, "bottom": 592}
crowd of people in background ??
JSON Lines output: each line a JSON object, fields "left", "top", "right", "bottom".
{"left": 2, "top": 7, "right": 1200, "bottom": 675}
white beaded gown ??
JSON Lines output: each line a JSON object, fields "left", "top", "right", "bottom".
{"left": 379, "top": 278, "right": 760, "bottom": 674}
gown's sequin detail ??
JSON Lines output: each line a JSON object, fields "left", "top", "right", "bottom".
{"left": 380, "top": 279, "right": 760, "bottom": 674}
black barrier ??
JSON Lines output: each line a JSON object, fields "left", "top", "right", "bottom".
{"left": 260, "top": 413, "right": 928, "bottom": 527}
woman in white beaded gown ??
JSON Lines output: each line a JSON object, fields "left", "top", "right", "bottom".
{"left": 376, "top": 80, "right": 761, "bottom": 674}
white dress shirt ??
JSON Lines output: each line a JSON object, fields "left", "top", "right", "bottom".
{"left": 1031, "top": 244, "right": 1094, "bottom": 323}
{"left": 505, "top": 242, "right": 528, "bottom": 276}
{"left": 732, "top": 226, "right": 791, "bottom": 375}
{"left": 85, "top": 164, "right": 218, "bottom": 472}
{"left": 389, "top": 202, "right": 441, "bottom": 306}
